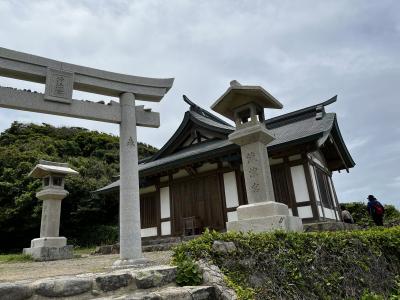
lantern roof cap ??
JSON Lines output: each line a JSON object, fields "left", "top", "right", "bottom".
{"left": 29, "top": 160, "right": 78, "bottom": 178}
{"left": 211, "top": 80, "right": 283, "bottom": 120}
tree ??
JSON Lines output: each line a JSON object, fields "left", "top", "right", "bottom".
{"left": 0, "top": 122, "right": 158, "bottom": 252}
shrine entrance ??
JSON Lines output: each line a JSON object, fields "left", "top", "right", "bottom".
{"left": 0, "top": 47, "right": 174, "bottom": 267}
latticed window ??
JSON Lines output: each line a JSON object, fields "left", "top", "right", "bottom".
{"left": 315, "top": 168, "right": 335, "bottom": 208}
{"left": 271, "top": 165, "right": 293, "bottom": 208}
{"left": 140, "top": 193, "right": 158, "bottom": 228}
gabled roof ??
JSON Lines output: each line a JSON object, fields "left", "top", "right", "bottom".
{"left": 150, "top": 96, "right": 234, "bottom": 161}
{"left": 95, "top": 95, "right": 355, "bottom": 194}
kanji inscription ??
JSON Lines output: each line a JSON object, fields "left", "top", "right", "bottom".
{"left": 44, "top": 68, "right": 74, "bottom": 104}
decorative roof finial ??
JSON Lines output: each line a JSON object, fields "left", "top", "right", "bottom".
{"left": 230, "top": 80, "right": 242, "bottom": 87}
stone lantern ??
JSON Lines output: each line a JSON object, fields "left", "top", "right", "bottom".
{"left": 211, "top": 81, "right": 303, "bottom": 232}
{"left": 23, "top": 160, "right": 78, "bottom": 261}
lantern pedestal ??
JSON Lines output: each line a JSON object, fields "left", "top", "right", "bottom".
{"left": 226, "top": 202, "right": 303, "bottom": 233}
{"left": 23, "top": 237, "right": 73, "bottom": 261}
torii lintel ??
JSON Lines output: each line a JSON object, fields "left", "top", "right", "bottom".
{"left": 0, "top": 47, "right": 174, "bottom": 127}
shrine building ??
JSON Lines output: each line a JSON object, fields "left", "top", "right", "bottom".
{"left": 96, "top": 94, "right": 355, "bottom": 238}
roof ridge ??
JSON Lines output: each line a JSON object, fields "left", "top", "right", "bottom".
{"left": 266, "top": 95, "right": 337, "bottom": 128}
{"left": 183, "top": 95, "right": 232, "bottom": 126}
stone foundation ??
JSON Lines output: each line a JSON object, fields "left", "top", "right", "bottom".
{"left": 23, "top": 237, "right": 73, "bottom": 261}
{"left": 23, "top": 245, "right": 73, "bottom": 261}
{"left": 303, "top": 221, "right": 360, "bottom": 232}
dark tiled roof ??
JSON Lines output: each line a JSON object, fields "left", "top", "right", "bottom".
{"left": 95, "top": 95, "right": 354, "bottom": 194}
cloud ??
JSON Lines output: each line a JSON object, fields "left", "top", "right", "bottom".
{"left": 0, "top": 0, "right": 399, "bottom": 208}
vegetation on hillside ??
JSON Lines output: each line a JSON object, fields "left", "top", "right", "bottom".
{"left": 342, "top": 202, "right": 400, "bottom": 227}
{"left": 173, "top": 227, "right": 400, "bottom": 300}
{"left": 0, "top": 121, "right": 157, "bottom": 252}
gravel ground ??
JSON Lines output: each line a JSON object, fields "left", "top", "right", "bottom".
{"left": 0, "top": 251, "right": 173, "bottom": 282}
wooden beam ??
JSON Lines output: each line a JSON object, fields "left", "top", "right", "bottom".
{"left": 330, "top": 135, "right": 349, "bottom": 172}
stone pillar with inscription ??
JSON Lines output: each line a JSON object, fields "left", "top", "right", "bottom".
{"left": 211, "top": 81, "right": 303, "bottom": 232}
{"left": 113, "top": 93, "right": 148, "bottom": 268}
{"left": 23, "top": 160, "right": 78, "bottom": 261}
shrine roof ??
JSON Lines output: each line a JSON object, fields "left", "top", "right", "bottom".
{"left": 95, "top": 95, "right": 355, "bottom": 194}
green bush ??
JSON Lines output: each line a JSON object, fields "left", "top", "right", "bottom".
{"left": 175, "top": 258, "right": 203, "bottom": 286}
{"left": 173, "top": 227, "right": 400, "bottom": 300}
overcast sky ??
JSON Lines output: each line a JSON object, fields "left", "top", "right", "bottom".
{"left": 0, "top": 0, "right": 399, "bottom": 208}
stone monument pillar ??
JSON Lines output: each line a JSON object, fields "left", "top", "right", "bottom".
{"left": 211, "top": 81, "right": 303, "bottom": 232}
{"left": 23, "top": 160, "right": 78, "bottom": 261}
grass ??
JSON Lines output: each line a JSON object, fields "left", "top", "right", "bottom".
{"left": 0, "top": 253, "right": 33, "bottom": 263}
{"left": 73, "top": 246, "right": 96, "bottom": 256}
{"left": 0, "top": 247, "right": 96, "bottom": 263}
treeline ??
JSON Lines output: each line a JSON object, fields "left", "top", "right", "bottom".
{"left": 0, "top": 122, "right": 157, "bottom": 252}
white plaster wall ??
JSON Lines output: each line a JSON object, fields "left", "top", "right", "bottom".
{"left": 318, "top": 205, "right": 324, "bottom": 218}
{"left": 288, "top": 154, "right": 302, "bottom": 161}
{"left": 141, "top": 227, "right": 157, "bottom": 238}
{"left": 140, "top": 185, "right": 156, "bottom": 195}
{"left": 160, "top": 187, "right": 170, "bottom": 219}
{"left": 269, "top": 158, "right": 284, "bottom": 165}
{"left": 328, "top": 177, "right": 337, "bottom": 208}
{"left": 173, "top": 169, "right": 189, "bottom": 179}
{"left": 223, "top": 172, "right": 239, "bottom": 208}
{"left": 324, "top": 208, "right": 336, "bottom": 220}
{"left": 290, "top": 165, "right": 310, "bottom": 203}
{"left": 227, "top": 211, "right": 238, "bottom": 222}
{"left": 161, "top": 221, "right": 171, "bottom": 236}
{"left": 160, "top": 176, "right": 169, "bottom": 183}
{"left": 309, "top": 164, "right": 321, "bottom": 203}
{"left": 197, "top": 163, "right": 218, "bottom": 173}
{"left": 297, "top": 206, "right": 313, "bottom": 219}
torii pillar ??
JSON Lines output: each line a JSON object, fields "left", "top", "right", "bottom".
{"left": 0, "top": 47, "right": 174, "bottom": 266}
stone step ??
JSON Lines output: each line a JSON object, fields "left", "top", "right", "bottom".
{"left": 0, "top": 265, "right": 180, "bottom": 300}
{"left": 142, "top": 242, "right": 181, "bottom": 252}
{"left": 142, "top": 236, "right": 182, "bottom": 246}
{"left": 93, "top": 235, "right": 198, "bottom": 255}
{"left": 93, "top": 285, "right": 215, "bottom": 300}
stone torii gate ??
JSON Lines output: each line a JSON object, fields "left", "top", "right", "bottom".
{"left": 0, "top": 47, "right": 174, "bottom": 267}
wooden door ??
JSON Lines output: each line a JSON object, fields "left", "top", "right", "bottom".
{"left": 171, "top": 173, "right": 225, "bottom": 236}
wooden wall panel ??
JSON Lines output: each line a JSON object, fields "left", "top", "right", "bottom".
{"left": 140, "top": 193, "right": 158, "bottom": 229}
{"left": 271, "top": 165, "right": 295, "bottom": 209}
{"left": 171, "top": 173, "right": 225, "bottom": 236}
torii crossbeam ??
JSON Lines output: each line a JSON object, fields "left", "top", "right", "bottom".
{"left": 0, "top": 47, "right": 174, "bottom": 267}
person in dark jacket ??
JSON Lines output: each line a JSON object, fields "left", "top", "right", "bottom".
{"left": 367, "top": 195, "right": 385, "bottom": 226}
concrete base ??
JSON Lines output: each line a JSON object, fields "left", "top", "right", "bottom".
{"left": 23, "top": 236, "right": 73, "bottom": 261}
{"left": 30, "top": 237, "right": 67, "bottom": 248}
{"left": 112, "top": 257, "right": 150, "bottom": 269}
{"left": 226, "top": 201, "right": 303, "bottom": 233}
{"left": 23, "top": 245, "right": 73, "bottom": 261}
